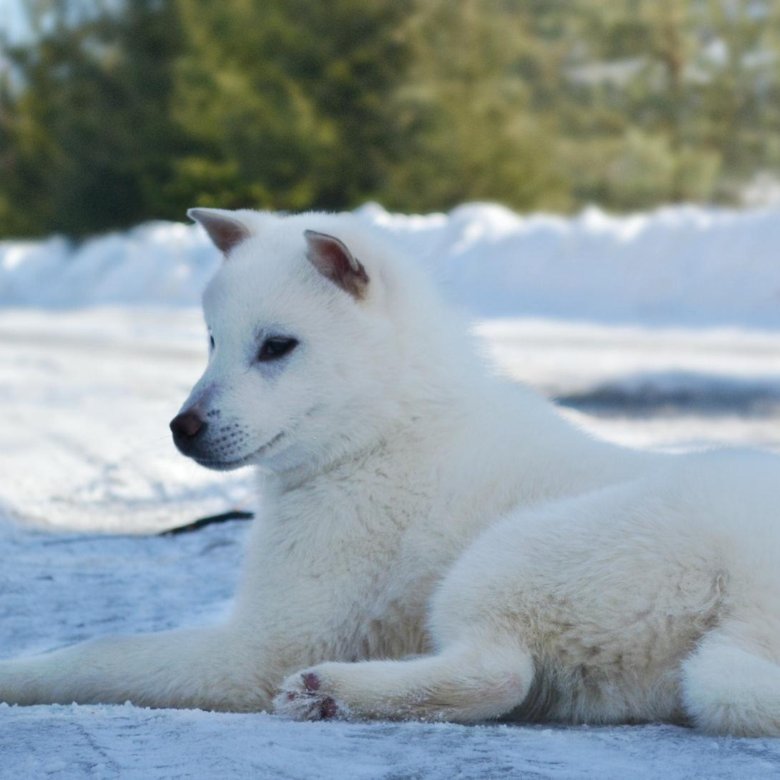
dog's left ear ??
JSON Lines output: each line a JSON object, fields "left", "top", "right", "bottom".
{"left": 304, "top": 230, "right": 369, "bottom": 300}
{"left": 188, "top": 208, "right": 250, "bottom": 256}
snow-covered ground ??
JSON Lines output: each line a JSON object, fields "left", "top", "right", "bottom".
{"left": 2, "top": 204, "right": 780, "bottom": 777}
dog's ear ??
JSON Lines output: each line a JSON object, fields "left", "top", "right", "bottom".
{"left": 188, "top": 208, "right": 250, "bottom": 256}
{"left": 304, "top": 230, "right": 369, "bottom": 300}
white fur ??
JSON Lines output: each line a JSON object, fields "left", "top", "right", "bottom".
{"left": 2, "top": 210, "right": 780, "bottom": 736}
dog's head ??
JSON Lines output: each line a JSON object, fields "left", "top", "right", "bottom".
{"left": 171, "top": 208, "right": 406, "bottom": 474}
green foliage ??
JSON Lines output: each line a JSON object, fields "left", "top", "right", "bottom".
{"left": 562, "top": 131, "right": 721, "bottom": 211}
{"left": 1, "top": 0, "right": 186, "bottom": 235}
{"left": 171, "top": 0, "right": 412, "bottom": 211}
{"left": 2, "top": 0, "right": 780, "bottom": 237}
{"left": 385, "top": 0, "right": 568, "bottom": 212}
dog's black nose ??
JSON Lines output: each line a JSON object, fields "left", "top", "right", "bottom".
{"left": 170, "top": 411, "right": 206, "bottom": 440}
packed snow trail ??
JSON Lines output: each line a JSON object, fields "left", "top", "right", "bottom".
{"left": 1, "top": 307, "right": 780, "bottom": 536}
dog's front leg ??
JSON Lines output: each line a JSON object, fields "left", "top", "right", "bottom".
{"left": 0, "top": 625, "right": 275, "bottom": 711}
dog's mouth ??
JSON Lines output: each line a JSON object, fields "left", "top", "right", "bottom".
{"left": 193, "top": 431, "right": 286, "bottom": 471}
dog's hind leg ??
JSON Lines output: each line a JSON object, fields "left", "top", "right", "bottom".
{"left": 681, "top": 628, "right": 780, "bottom": 737}
{"left": 275, "top": 640, "right": 534, "bottom": 722}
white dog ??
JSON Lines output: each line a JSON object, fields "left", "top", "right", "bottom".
{"left": 2, "top": 208, "right": 779, "bottom": 737}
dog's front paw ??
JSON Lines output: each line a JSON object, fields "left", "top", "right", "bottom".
{"left": 273, "top": 667, "right": 347, "bottom": 721}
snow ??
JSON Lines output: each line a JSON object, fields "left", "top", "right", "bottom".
{"left": 2, "top": 203, "right": 780, "bottom": 777}
{"left": 3, "top": 506, "right": 780, "bottom": 777}
{"left": 4, "top": 201, "right": 780, "bottom": 328}
{"left": 7, "top": 705, "right": 780, "bottom": 780}
{"left": 5, "top": 703, "right": 780, "bottom": 779}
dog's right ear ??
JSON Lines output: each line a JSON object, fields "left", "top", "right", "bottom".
{"left": 304, "top": 230, "right": 369, "bottom": 300}
{"left": 188, "top": 208, "right": 250, "bottom": 257}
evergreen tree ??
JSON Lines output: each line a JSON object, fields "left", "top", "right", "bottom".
{"left": 171, "top": 0, "right": 412, "bottom": 211}
{"left": 1, "top": 0, "right": 185, "bottom": 236}
{"left": 385, "top": 0, "right": 569, "bottom": 213}
{"left": 3, "top": 0, "right": 780, "bottom": 237}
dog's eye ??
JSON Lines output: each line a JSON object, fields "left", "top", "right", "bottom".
{"left": 209, "top": 334, "right": 215, "bottom": 351}
{"left": 257, "top": 337, "right": 298, "bottom": 362}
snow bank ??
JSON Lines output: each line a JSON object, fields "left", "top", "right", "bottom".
{"left": 2, "top": 203, "right": 780, "bottom": 328}
{"left": 0, "top": 221, "right": 215, "bottom": 309}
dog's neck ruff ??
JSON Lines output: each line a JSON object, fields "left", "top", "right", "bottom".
{"left": 267, "top": 436, "right": 389, "bottom": 495}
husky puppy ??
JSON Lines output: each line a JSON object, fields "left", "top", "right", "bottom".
{"left": 1, "top": 208, "right": 779, "bottom": 736}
